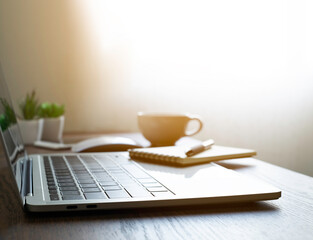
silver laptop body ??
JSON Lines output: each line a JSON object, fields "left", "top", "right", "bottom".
{"left": 0, "top": 63, "right": 281, "bottom": 212}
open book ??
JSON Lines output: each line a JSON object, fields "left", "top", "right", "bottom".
{"left": 128, "top": 145, "right": 256, "bottom": 166}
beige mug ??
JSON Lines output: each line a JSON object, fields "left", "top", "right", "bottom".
{"left": 137, "top": 112, "right": 203, "bottom": 146}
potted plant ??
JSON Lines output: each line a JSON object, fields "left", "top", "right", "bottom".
{"left": 38, "top": 102, "right": 65, "bottom": 143}
{"left": 17, "top": 91, "right": 43, "bottom": 144}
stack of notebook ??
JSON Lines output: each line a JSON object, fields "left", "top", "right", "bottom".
{"left": 128, "top": 144, "right": 256, "bottom": 166}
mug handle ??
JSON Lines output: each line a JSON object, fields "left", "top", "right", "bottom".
{"left": 185, "top": 115, "right": 203, "bottom": 136}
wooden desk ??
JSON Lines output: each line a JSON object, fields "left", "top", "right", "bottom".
{"left": 0, "top": 133, "right": 312, "bottom": 240}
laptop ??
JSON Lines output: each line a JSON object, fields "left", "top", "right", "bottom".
{"left": 0, "top": 63, "right": 281, "bottom": 212}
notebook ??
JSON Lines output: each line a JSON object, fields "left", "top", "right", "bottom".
{"left": 129, "top": 145, "right": 257, "bottom": 166}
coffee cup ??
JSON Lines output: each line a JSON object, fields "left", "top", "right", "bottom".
{"left": 137, "top": 112, "right": 203, "bottom": 146}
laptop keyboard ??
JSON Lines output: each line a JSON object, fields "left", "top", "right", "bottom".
{"left": 43, "top": 154, "right": 174, "bottom": 201}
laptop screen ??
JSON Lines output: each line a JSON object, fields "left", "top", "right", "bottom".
{"left": 0, "top": 62, "right": 27, "bottom": 172}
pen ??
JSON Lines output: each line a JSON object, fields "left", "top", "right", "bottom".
{"left": 185, "top": 139, "right": 215, "bottom": 157}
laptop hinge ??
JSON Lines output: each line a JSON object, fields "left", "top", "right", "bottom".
{"left": 20, "top": 157, "right": 33, "bottom": 198}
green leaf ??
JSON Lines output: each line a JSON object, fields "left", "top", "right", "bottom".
{"left": 0, "top": 114, "right": 10, "bottom": 131}
{"left": 19, "top": 90, "right": 39, "bottom": 120}
{"left": 0, "top": 98, "right": 17, "bottom": 128}
{"left": 38, "top": 102, "right": 65, "bottom": 118}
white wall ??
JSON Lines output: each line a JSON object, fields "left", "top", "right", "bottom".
{"left": 0, "top": 0, "right": 313, "bottom": 176}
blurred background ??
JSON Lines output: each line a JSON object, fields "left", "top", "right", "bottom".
{"left": 0, "top": 0, "right": 312, "bottom": 176}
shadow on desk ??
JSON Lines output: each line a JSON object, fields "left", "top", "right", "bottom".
{"left": 216, "top": 161, "right": 254, "bottom": 170}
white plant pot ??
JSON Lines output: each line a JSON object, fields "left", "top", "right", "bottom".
{"left": 41, "top": 116, "right": 65, "bottom": 143}
{"left": 17, "top": 118, "right": 43, "bottom": 145}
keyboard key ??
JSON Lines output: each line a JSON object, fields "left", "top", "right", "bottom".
{"left": 105, "top": 189, "right": 130, "bottom": 199}
{"left": 72, "top": 169, "right": 86, "bottom": 172}
{"left": 47, "top": 182, "right": 56, "bottom": 186}
{"left": 66, "top": 155, "right": 81, "bottom": 161}
{"left": 152, "top": 191, "right": 174, "bottom": 198}
{"left": 84, "top": 192, "right": 107, "bottom": 200}
{"left": 73, "top": 171, "right": 89, "bottom": 175}
{"left": 94, "top": 171, "right": 110, "bottom": 176}
{"left": 75, "top": 176, "right": 93, "bottom": 180}
{"left": 57, "top": 179, "right": 75, "bottom": 183}
{"left": 99, "top": 181, "right": 118, "bottom": 186}
{"left": 94, "top": 156, "right": 116, "bottom": 166}
{"left": 88, "top": 169, "right": 102, "bottom": 173}
{"left": 142, "top": 182, "right": 163, "bottom": 188}
{"left": 59, "top": 187, "right": 78, "bottom": 191}
{"left": 109, "top": 172, "right": 129, "bottom": 177}
{"left": 81, "top": 188, "right": 101, "bottom": 193}
{"left": 49, "top": 190, "right": 58, "bottom": 194}
{"left": 75, "top": 174, "right": 91, "bottom": 178}
{"left": 108, "top": 169, "right": 124, "bottom": 174}
{"left": 62, "top": 195, "right": 84, "bottom": 200}
{"left": 55, "top": 174, "right": 71, "bottom": 177}
{"left": 50, "top": 194, "right": 59, "bottom": 201}
{"left": 61, "top": 191, "right": 80, "bottom": 195}
{"left": 124, "top": 185, "right": 152, "bottom": 198}
{"left": 55, "top": 169, "right": 70, "bottom": 173}
{"left": 77, "top": 179, "right": 95, "bottom": 184}
{"left": 79, "top": 183, "right": 98, "bottom": 188}
{"left": 102, "top": 185, "right": 121, "bottom": 191}
{"left": 93, "top": 172, "right": 110, "bottom": 176}
{"left": 146, "top": 186, "right": 168, "bottom": 192}
{"left": 58, "top": 182, "right": 76, "bottom": 187}
{"left": 53, "top": 168, "right": 62, "bottom": 172}
{"left": 51, "top": 156, "right": 65, "bottom": 161}
{"left": 57, "top": 174, "right": 73, "bottom": 181}
{"left": 79, "top": 155, "right": 95, "bottom": 161}
{"left": 94, "top": 177, "right": 111, "bottom": 182}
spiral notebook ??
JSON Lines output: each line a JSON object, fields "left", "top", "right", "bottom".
{"left": 128, "top": 145, "right": 257, "bottom": 166}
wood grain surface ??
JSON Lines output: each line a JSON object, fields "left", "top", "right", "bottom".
{"left": 0, "top": 134, "right": 312, "bottom": 240}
